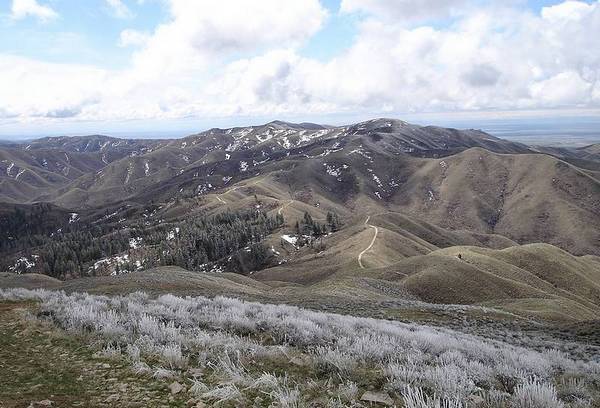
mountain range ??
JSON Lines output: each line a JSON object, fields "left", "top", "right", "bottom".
{"left": 1, "top": 118, "right": 599, "bottom": 325}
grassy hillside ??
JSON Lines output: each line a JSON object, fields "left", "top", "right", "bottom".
{"left": 370, "top": 243, "right": 600, "bottom": 322}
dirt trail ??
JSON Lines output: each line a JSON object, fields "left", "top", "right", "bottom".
{"left": 358, "top": 215, "right": 379, "bottom": 269}
{"left": 214, "top": 178, "right": 263, "bottom": 205}
{"left": 278, "top": 200, "right": 294, "bottom": 215}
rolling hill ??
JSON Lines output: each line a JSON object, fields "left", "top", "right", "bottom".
{"left": 1, "top": 118, "right": 600, "bottom": 327}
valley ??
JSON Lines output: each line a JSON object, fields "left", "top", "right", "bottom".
{"left": 2, "top": 119, "right": 599, "bottom": 323}
{"left": 1, "top": 118, "right": 600, "bottom": 407}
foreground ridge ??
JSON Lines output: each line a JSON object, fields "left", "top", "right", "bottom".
{"left": 1, "top": 288, "right": 598, "bottom": 407}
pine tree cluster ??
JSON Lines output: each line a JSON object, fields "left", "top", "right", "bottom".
{"left": 0, "top": 206, "right": 284, "bottom": 279}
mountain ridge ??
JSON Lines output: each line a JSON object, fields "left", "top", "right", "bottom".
{"left": 1, "top": 118, "right": 600, "bottom": 326}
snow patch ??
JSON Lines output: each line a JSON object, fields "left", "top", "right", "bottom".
{"left": 323, "top": 163, "right": 342, "bottom": 178}
{"left": 8, "top": 256, "right": 38, "bottom": 273}
{"left": 281, "top": 234, "right": 298, "bottom": 246}
{"left": 348, "top": 146, "right": 373, "bottom": 161}
{"left": 166, "top": 227, "right": 180, "bottom": 241}
{"left": 129, "top": 237, "right": 142, "bottom": 249}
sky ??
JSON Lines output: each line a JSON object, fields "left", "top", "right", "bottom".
{"left": 0, "top": 0, "right": 599, "bottom": 139}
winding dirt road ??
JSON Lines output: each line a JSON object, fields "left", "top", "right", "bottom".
{"left": 278, "top": 200, "right": 294, "bottom": 215}
{"left": 214, "top": 179, "right": 262, "bottom": 204}
{"left": 358, "top": 215, "right": 379, "bottom": 269}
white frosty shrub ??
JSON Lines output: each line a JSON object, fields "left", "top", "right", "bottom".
{"left": 152, "top": 367, "right": 177, "bottom": 380}
{"left": 0, "top": 288, "right": 593, "bottom": 406}
{"left": 557, "top": 378, "right": 591, "bottom": 403}
{"left": 189, "top": 378, "right": 210, "bottom": 396}
{"left": 511, "top": 378, "right": 564, "bottom": 408}
{"left": 125, "top": 344, "right": 141, "bottom": 361}
{"left": 132, "top": 361, "right": 151, "bottom": 375}
{"left": 337, "top": 380, "right": 359, "bottom": 402}
{"left": 202, "top": 384, "right": 243, "bottom": 405}
{"left": 314, "top": 347, "right": 357, "bottom": 375}
{"left": 95, "top": 344, "right": 122, "bottom": 359}
{"left": 402, "top": 386, "right": 464, "bottom": 408}
{"left": 213, "top": 352, "right": 250, "bottom": 386}
{"left": 158, "top": 343, "right": 186, "bottom": 369}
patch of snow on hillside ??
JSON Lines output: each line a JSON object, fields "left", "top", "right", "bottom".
{"left": 323, "top": 163, "right": 342, "bottom": 179}
{"left": 348, "top": 146, "right": 373, "bottom": 161}
{"left": 144, "top": 161, "right": 150, "bottom": 176}
{"left": 196, "top": 183, "right": 213, "bottom": 195}
{"left": 428, "top": 190, "right": 435, "bottom": 201}
{"left": 281, "top": 235, "right": 298, "bottom": 246}
{"left": 69, "top": 213, "right": 79, "bottom": 223}
{"left": 166, "top": 227, "right": 180, "bottom": 241}
{"left": 234, "top": 128, "right": 253, "bottom": 140}
{"left": 91, "top": 254, "right": 142, "bottom": 276}
{"left": 226, "top": 140, "right": 243, "bottom": 152}
{"left": 239, "top": 161, "right": 249, "bottom": 172}
{"left": 279, "top": 137, "right": 292, "bottom": 149}
{"left": 255, "top": 131, "right": 274, "bottom": 143}
{"left": 299, "top": 129, "right": 331, "bottom": 144}
{"left": 6, "top": 162, "right": 14, "bottom": 176}
{"left": 15, "top": 169, "right": 26, "bottom": 179}
{"left": 371, "top": 173, "right": 383, "bottom": 188}
{"left": 225, "top": 153, "right": 231, "bottom": 160}
{"left": 102, "top": 211, "right": 118, "bottom": 220}
{"left": 129, "top": 237, "right": 142, "bottom": 249}
{"left": 253, "top": 158, "right": 269, "bottom": 166}
{"left": 222, "top": 176, "right": 232, "bottom": 184}
{"left": 8, "top": 256, "right": 38, "bottom": 273}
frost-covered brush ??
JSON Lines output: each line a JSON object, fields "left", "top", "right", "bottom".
{"left": 1, "top": 288, "right": 598, "bottom": 407}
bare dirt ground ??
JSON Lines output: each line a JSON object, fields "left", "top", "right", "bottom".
{"left": 0, "top": 302, "right": 189, "bottom": 408}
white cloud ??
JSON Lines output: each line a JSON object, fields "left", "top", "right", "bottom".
{"left": 0, "top": 55, "right": 106, "bottom": 120}
{"left": 130, "top": 0, "right": 327, "bottom": 75}
{"left": 10, "top": 0, "right": 58, "bottom": 21}
{"left": 204, "top": 1, "right": 600, "bottom": 115}
{"left": 105, "top": 0, "right": 133, "bottom": 19}
{"left": 340, "top": 0, "right": 467, "bottom": 23}
{"left": 530, "top": 71, "right": 593, "bottom": 106}
{"left": 2, "top": 0, "right": 600, "bottom": 127}
{"left": 118, "top": 29, "right": 150, "bottom": 47}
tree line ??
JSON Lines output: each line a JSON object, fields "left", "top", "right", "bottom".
{"left": 0, "top": 207, "right": 284, "bottom": 279}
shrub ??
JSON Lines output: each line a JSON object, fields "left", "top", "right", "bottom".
{"left": 402, "top": 386, "right": 463, "bottom": 408}
{"left": 511, "top": 378, "right": 564, "bottom": 408}
{"left": 0, "top": 288, "right": 593, "bottom": 407}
